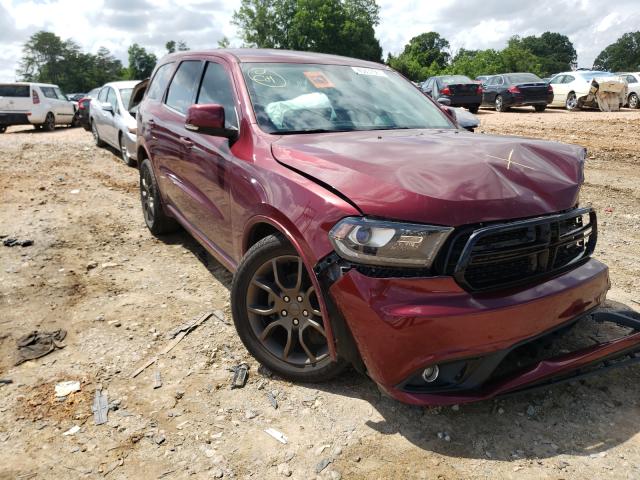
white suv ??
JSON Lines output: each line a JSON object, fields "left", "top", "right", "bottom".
{"left": 0, "top": 82, "right": 77, "bottom": 133}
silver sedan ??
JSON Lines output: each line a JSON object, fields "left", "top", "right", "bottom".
{"left": 90, "top": 80, "right": 140, "bottom": 166}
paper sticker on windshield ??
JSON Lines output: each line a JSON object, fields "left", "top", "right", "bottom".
{"left": 303, "top": 71, "right": 335, "bottom": 89}
{"left": 248, "top": 68, "right": 287, "bottom": 88}
{"left": 351, "top": 67, "right": 387, "bottom": 77}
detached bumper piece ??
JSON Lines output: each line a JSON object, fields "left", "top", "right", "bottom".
{"left": 396, "top": 310, "right": 640, "bottom": 406}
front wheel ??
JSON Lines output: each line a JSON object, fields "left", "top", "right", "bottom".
{"left": 495, "top": 95, "right": 508, "bottom": 112}
{"left": 534, "top": 105, "right": 546, "bottom": 112}
{"left": 629, "top": 93, "right": 639, "bottom": 109}
{"left": 566, "top": 92, "right": 579, "bottom": 111}
{"left": 231, "top": 234, "right": 346, "bottom": 382}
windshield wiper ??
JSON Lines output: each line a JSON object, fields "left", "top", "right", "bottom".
{"left": 278, "top": 128, "right": 354, "bottom": 135}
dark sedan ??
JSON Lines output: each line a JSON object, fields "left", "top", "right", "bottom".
{"left": 421, "top": 75, "right": 482, "bottom": 113}
{"left": 481, "top": 73, "right": 553, "bottom": 112}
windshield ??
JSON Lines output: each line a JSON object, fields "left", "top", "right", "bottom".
{"left": 440, "top": 75, "right": 472, "bottom": 84}
{"left": 580, "top": 71, "right": 613, "bottom": 79}
{"left": 506, "top": 73, "right": 541, "bottom": 83}
{"left": 120, "top": 88, "right": 133, "bottom": 109}
{"left": 241, "top": 63, "right": 453, "bottom": 134}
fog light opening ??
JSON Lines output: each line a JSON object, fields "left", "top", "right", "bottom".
{"left": 421, "top": 365, "right": 440, "bottom": 383}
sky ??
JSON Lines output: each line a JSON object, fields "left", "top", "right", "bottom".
{"left": 1, "top": 0, "right": 639, "bottom": 83}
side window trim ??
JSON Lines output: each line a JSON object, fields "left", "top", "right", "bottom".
{"left": 146, "top": 62, "right": 175, "bottom": 102}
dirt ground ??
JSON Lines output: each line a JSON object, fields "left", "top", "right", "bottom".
{"left": 1, "top": 107, "right": 640, "bottom": 480}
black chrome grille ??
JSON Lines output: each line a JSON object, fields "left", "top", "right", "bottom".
{"left": 452, "top": 208, "right": 597, "bottom": 292}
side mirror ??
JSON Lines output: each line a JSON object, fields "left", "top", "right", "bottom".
{"left": 437, "top": 97, "right": 452, "bottom": 106}
{"left": 102, "top": 103, "right": 113, "bottom": 114}
{"left": 185, "top": 104, "right": 238, "bottom": 140}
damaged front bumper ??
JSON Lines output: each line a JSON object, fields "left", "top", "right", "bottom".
{"left": 320, "top": 257, "right": 640, "bottom": 405}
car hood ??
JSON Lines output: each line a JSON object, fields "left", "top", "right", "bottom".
{"left": 271, "top": 129, "right": 585, "bottom": 226}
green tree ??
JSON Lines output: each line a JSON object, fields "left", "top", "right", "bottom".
{"left": 232, "top": 0, "right": 382, "bottom": 62}
{"left": 500, "top": 39, "right": 543, "bottom": 76}
{"left": 594, "top": 31, "right": 640, "bottom": 71}
{"left": 510, "top": 32, "right": 576, "bottom": 76}
{"left": 387, "top": 32, "right": 450, "bottom": 81}
{"left": 446, "top": 49, "right": 505, "bottom": 78}
{"left": 126, "top": 43, "right": 157, "bottom": 79}
{"left": 218, "top": 36, "right": 231, "bottom": 48}
{"left": 91, "top": 47, "right": 124, "bottom": 86}
{"left": 17, "top": 31, "right": 69, "bottom": 85}
{"left": 166, "top": 40, "right": 189, "bottom": 53}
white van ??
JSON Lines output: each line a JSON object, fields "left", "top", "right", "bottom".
{"left": 0, "top": 82, "right": 77, "bottom": 133}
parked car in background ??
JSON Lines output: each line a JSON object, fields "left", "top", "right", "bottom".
{"left": 133, "top": 49, "right": 630, "bottom": 407}
{"left": 66, "top": 93, "right": 86, "bottom": 102}
{"left": 475, "top": 75, "right": 491, "bottom": 83}
{"left": 90, "top": 81, "right": 140, "bottom": 166}
{"left": 77, "top": 87, "right": 100, "bottom": 131}
{"left": 0, "top": 82, "right": 77, "bottom": 133}
{"left": 421, "top": 75, "right": 482, "bottom": 113}
{"left": 481, "top": 73, "right": 553, "bottom": 112}
{"left": 548, "top": 71, "right": 627, "bottom": 111}
{"left": 617, "top": 72, "right": 640, "bottom": 109}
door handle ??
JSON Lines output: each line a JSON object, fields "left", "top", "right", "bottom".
{"left": 179, "top": 136, "right": 193, "bottom": 149}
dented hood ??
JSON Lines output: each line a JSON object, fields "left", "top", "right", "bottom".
{"left": 271, "top": 129, "right": 585, "bottom": 226}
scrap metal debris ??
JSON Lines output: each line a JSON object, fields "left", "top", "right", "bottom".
{"left": 264, "top": 428, "right": 288, "bottom": 444}
{"left": 0, "top": 379, "right": 13, "bottom": 386}
{"left": 3, "top": 237, "right": 34, "bottom": 247}
{"left": 267, "top": 392, "right": 278, "bottom": 409}
{"left": 15, "top": 329, "right": 66, "bottom": 365}
{"left": 131, "top": 311, "right": 216, "bottom": 378}
{"left": 92, "top": 389, "right": 109, "bottom": 425}
{"left": 55, "top": 381, "right": 80, "bottom": 398}
{"left": 230, "top": 363, "right": 249, "bottom": 389}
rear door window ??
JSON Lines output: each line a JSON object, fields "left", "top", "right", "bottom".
{"left": 41, "top": 87, "right": 58, "bottom": 99}
{"left": 54, "top": 88, "right": 67, "bottom": 101}
{"left": 196, "top": 62, "right": 238, "bottom": 129}
{"left": 0, "top": 85, "right": 30, "bottom": 97}
{"left": 147, "top": 63, "right": 174, "bottom": 101}
{"left": 98, "top": 88, "right": 108, "bottom": 102}
{"left": 625, "top": 75, "right": 637, "bottom": 84}
{"left": 165, "top": 60, "right": 202, "bottom": 114}
{"left": 564, "top": 75, "right": 575, "bottom": 83}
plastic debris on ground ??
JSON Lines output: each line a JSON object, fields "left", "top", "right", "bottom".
{"left": 15, "top": 329, "right": 67, "bottom": 365}
{"left": 55, "top": 380, "right": 80, "bottom": 398}
{"left": 264, "top": 428, "right": 288, "bottom": 444}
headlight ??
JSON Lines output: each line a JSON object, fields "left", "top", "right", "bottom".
{"left": 329, "top": 217, "right": 453, "bottom": 268}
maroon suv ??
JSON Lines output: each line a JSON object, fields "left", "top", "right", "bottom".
{"left": 135, "top": 49, "right": 640, "bottom": 406}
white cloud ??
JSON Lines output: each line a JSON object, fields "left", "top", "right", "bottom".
{"left": 0, "top": 0, "right": 638, "bottom": 82}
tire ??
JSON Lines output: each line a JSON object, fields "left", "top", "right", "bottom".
{"left": 534, "top": 105, "right": 546, "bottom": 112}
{"left": 231, "top": 234, "right": 347, "bottom": 383}
{"left": 42, "top": 112, "right": 55, "bottom": 132}
{"left": 629, "top": 93, "right": 639, "bottom": 109}
{"left": 91, "top": 120, "right": 105, "bottom": 147}
{"left": 468, "top": 104, "right": 480, "bottom": 114}
{"left": 566, "top": 92, "right": 579, "bottom": 111}
{"left": 139, "top": 159, "right": 179, "bottom": 235}
{"left": 70, "top": 112, "right": 80, "bottom": 128}
{"left": 495, "top": 95, "right": 508, "bottom": 112}
{"left": 0, "top": 126, "right": 6, "bottom": 134}
{"left": 119, "top": 132, "right": 136, "bottom": 167}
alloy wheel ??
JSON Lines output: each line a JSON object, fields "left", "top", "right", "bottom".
{"left": 45, "top": 113, "right": 55, "bottom": 131}
{"left": 630, "top": 94, "right": 639, "bottom": 109}
{"left": 566, "top": 93, "right": 578, "bottom": 110}
{"left": 246, "top": 255, "right": 329, "bottom": 367}
{"left": 120, "top": 136, "right": 130, "bottom": 164}
{"left": 140, "top": 166, "right": 155, "bottom": 225}
{"left": 495, "top": 96, "right": 503, "bottom": 112}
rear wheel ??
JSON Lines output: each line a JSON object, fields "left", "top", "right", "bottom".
{"left": 534, "top": 105, "right": 546, "bottom": 112}
{"left": 495, "top": 95, "right": 508, "bottom": 112}
{"left": 91, "top": 120, "right": 105, "bottom": 147}
{"left": 566, "top": 92, "right": 579, "bottom": 111}
{"left": 628, "top": 93, "right": 639, "bottom": 109}
{"left": 42, "top": 113, "right": 55, "bottom": 132}
{"left": 232, "top": 234, "right": 346, "bottom": 382}
{"left": 139, "top": 159, "right": 179, "bottom": 235}
{"left": 468, "top": 104, "right": 480, "bottom": 114}
{"left": 119, "top": 132, "right": 136, "bottom": 167}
